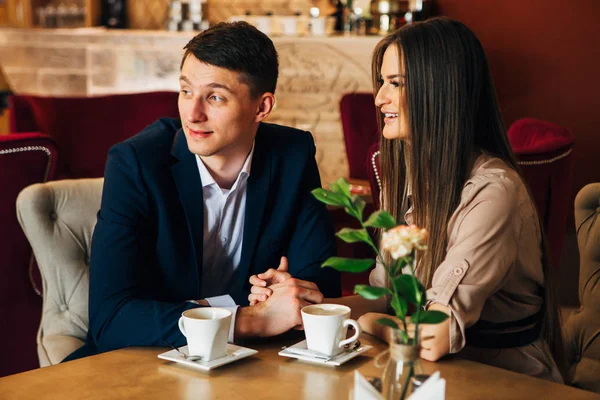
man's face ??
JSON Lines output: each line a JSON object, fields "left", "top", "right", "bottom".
{"left": 178, "top": 55, "right": 261, "bottom": 159}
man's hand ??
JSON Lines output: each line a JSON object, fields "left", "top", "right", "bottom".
{"left": 248, "top": 257, "right": 325, "bottom": 306}
{"left": 248, "top": 256, "right": 290, "bottom": 305}
{"left": 235, "top": 281, "right": 324, "bottom": 338}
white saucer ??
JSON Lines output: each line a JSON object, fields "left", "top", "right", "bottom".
{"left": 278, "top": 340, "right": 372, "bottom": 366}
{"left": 158, "top": 344, "right": 258, "bottom": 371}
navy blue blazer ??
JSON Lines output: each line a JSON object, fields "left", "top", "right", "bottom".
{"left": 84, "top": 118, "right": 340, "bottom": 355}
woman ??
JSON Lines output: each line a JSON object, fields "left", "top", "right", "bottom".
{"left": 249, "top": 17, "right": 564, "bottom": 383}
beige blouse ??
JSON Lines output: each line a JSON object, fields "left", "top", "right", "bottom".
{"left": 370, "top": 153, "right": 563, "bottom": 383}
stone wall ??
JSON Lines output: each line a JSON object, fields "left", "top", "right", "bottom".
{"left": 0, "top": 28, "right": 378, "bottom": 184}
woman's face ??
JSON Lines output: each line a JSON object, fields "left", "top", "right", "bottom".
{"left": 374, "top": 45, "right": 409, "bottom": 141}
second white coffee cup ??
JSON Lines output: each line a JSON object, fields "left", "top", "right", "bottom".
{"left": 178, "top": 307, "right": 231, "bottom": 362}
{"left": 301, "top": 304, "right": 361, "bottom": 357}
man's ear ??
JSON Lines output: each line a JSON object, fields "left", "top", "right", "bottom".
{"left": 254, "top": 93, "right": 275, "bottom": 123}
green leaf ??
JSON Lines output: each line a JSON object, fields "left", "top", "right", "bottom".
{"left": 392, "top": 275, "right": 425, "bottom": 305}
{"left": 336, "top": 228, "right": 370, "bottom": 244}
{"left": 329, "top": 178, "right": 351, "bottom": 198}
{"left": 311, "top": 188, "right": 350, "bottom": 208}
{"left": 390, "top": 295, "right": 407, "bottom": 319}
{"left": 410, "top": 310, "right": 449, "bottom": 324}
{"left": 397, "top": 329, "right": 409, "bottom": 344}
{"left": 376, "top": 317, "right": 400, "bottom": 330}
{"left": 354, "top": 285, "right": 392, "bottom": 300}
{"left": 321, "top": 257, "right": 374, "bottom": 272}
{"left": 351, "top": 195, "right": 366, "bottom": 221}
{"left": 364, "top": 210, "right": 397, "bottom": 230}
{"left": 390, "top": 257, "right": 409, "bottom": 277}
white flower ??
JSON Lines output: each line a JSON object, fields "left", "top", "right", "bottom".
{"left": 381, "top": 224, "right": 428, "bottom": 260}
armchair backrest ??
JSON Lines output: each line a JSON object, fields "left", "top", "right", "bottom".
{"left": 0, "top": 133, "right": 58, "bottom": 377}
{"left": 10, "top": 92, "right": 179, "bottom": 179}
{"left": 340, "top": 93, "right": 379, "bottom": 180}
{"left": 563, "top": 183, "right": 600, "bottom": 393}
{"left": 16, "top": 178, "right": 103, "bottom": 366}
{"left": 508, "top": 118, "right": 575, "bottom": 270}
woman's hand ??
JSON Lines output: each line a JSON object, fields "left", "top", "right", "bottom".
{"left": 357, "top": 303, "right": 451, "bottom": 362}
{"left": 357, "top": 312, "right": 399, "bottom": 344}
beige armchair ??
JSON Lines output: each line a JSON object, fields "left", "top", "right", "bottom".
{"left": 563, "top": 183, "right": 600, "bottom": 392}
{"left": 16, "top": 178, "right": 103, "bottom": 366}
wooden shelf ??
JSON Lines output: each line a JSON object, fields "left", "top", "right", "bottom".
{"left": 2, "top": 0, "right": 100, "bottom": 28}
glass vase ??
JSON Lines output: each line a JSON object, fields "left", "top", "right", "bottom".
{"left": 381, "top": 340, "right": 423, "bottom": 400}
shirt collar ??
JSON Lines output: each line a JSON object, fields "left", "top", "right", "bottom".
{"left": 196, "top": 141, "right": 255, "bottom": 190}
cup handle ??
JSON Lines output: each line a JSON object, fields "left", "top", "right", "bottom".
{"left": 178, "top": 317, "right": 187, "bottom": 337}
{"left": 339, "top": 319, "right": 361, "bottom": 348}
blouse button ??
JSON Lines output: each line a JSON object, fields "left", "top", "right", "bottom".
{"left": 453, "top": 267, "right": 464, "bottom": 276}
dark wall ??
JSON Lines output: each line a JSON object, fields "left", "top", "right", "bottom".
{"left": 436, "top": 0, "right": 600, "bottom": 197}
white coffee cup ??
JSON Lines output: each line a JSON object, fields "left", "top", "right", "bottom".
{"left": 178, "top": 307, "right": 232, "bottom": 362}
{"left": 301, "top": 304, "right": 361, "bottom": 357}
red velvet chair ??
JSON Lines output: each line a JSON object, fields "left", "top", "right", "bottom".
{"left": 0, "top": 133, "right": 58, "bottom": 377}
{"left": 9, "top": 92, "right": 180, "bottom": 179}
{"left": 337, "top": 93, "right": 379, "bottom": 295}
{"left": 340, "top": 92, "right": 379, "bottom": 181}
{"left": 508, "top": 118, "right": 575, "bottom": 270}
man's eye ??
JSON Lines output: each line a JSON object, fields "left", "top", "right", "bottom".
{"left": 180, "top": 89, "right": 192, "bottom": 95}
{"left": 210, "top": 95, "right": 224, "bottom": 102}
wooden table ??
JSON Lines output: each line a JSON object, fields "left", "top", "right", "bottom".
{"left": 1, "top": 332, "right": 597, "bottom": 400}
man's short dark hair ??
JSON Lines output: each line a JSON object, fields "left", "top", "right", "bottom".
{"left": 181, "top": 21, "right": 279, "bottom": 98}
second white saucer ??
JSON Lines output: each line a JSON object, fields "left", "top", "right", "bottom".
{"left": 279, "top": 340, "right": 372, "bottom": 366}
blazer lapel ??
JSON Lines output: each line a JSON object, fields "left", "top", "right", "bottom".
{"left": 236, "top": 125, "right": 271, "bottom": 291}
{"left": 170, "top": 129, "right": 204, "bottom": 292}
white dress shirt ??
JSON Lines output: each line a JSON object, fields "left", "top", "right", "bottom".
{"left": 192, "top": 143, "right": 254, "bottom": 342}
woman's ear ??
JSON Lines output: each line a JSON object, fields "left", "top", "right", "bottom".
{"left": 255, "top": 93, "right": 275, "bottom": 122}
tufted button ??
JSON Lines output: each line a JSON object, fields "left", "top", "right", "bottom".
{"left": 59, "top": 304, "right": 68, "bottom": 312}
{"left": 83, "top": 254, "right": 90, "bottom": 265}
{"left": 453, "top": 267, "right": 464, "bottom": 276}
{"left": 49, "top": 211, "right": 57, "bottom": 221}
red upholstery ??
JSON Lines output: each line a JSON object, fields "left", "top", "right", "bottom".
{"left": 340, "top": 93, "right": 379, "bottom": 180}
{"left": 508, "top": 118, "right": 575, "bottom": 270}
{"left": 0, "top": 133, "right": 58, "bottom": 377}
{"left": 10, "top": 92, "right": 180, "bottom": 179}
{"left": 337, "top": 93, "right": 379, "bottom": 295}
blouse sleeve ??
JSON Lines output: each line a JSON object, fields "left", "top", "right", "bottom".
{"left": 426, "top": 177, "right": 522, "bottom": 353}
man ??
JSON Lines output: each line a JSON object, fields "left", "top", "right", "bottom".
{"left": 69, "top": 21, "right": 340, "bottom": 359}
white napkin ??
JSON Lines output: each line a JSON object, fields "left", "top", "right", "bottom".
{"left": 353, "top": 370, "right": 445, "bottom": 400}
{"left": 407, "top": 371, "right": 446, "bottom": 400}
{"left": 353, "top": 370, "right": 384, "bottom": 400}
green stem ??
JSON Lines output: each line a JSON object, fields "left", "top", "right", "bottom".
{"left": 359, "top": 219, "right": 382, "bottom": 257}
{"left": 398, "top": 364, "right": 414, "bottom": 400}
{"left": 408, "top": 254, "right": 421, "bottom": 345}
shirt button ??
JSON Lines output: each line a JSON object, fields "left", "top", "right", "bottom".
{"left": 222, "top": 237, "right": 228, "bottom": 243}
{"left": 453, "top": 267, "right": 464, "bottom": 276}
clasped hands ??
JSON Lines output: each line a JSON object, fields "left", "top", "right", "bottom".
{"left": 246, "top": 256, "right": 323, "bottom": 333}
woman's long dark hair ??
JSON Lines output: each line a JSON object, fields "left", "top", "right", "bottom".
{"left": 372, "top": 17, "right": 565, "bottom": 378}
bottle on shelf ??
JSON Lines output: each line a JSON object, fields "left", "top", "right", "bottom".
{"left": 102, "top": 0, "right": 126, "bottom": 29}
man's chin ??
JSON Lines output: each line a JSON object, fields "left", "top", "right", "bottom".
{"left": 186, "top": 143, "right": 218, "bottom": 158}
